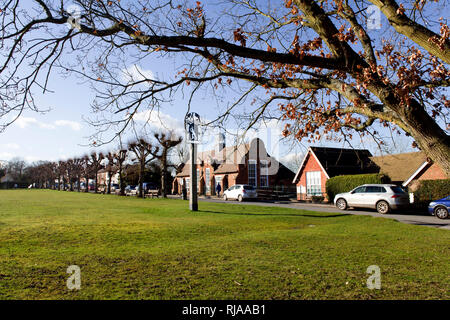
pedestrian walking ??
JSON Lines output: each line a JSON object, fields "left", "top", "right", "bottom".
{"left": 216, "top": 182, "right": 222, "bottom": 197}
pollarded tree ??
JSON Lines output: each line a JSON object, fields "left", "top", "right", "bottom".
{"left": 72, "top": 157, "right": 84, "bottom": 192}
{"left": 0, "top": 1, "right": 448, "bottom": 174}
{"left": 66, "top": 159, "right": 77, "bottom": 191}
{"left": 151, "top": 132, "right": 183, "bottom": 198}
{"left": 105, "top": 152, "right": 116, "bottom": 194}
{"left": 128, "top": 138, "right": 159, "bottom": 198}
{"left": 81, "top": 155, "right": 92, "bottom": 193}
{"left": 89, "top": 152, "right": 104, "bottom": 193}
{"left": 114, "top": 149, "right": 128, "bottom": 196}
{"left": 57, "top": 161, "right": 67, "bottom": 191}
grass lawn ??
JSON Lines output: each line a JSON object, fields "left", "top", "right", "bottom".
{"left": 0, "top": 189, "right": 448, "bottom": 300}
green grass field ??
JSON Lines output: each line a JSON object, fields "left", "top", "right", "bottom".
{"left": 0, "top": 190, "right": 448, "bottom": 299}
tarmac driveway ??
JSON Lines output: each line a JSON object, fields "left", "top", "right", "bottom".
{"left": 170, "top": 196, "right": 450, "bottom": 230}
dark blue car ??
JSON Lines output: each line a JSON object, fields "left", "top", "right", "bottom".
{"left": 428, "top": 196, "right": 450, "bottom": 219}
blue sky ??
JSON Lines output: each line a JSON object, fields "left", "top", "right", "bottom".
{"left": 0, "top": 0, "right": 420, "bottom": 167}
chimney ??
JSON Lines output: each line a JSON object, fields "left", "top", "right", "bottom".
{"left": 216, "top": 132, "right": 226, "bottom": 162}
{"left": 217, "top": 132, "right": 225, "bottom": 151}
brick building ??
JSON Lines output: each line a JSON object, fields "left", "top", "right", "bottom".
{"left": 173, "top": 138, "right": 295, "bottom": 196}
{"left": 292, "top": 147, "right": 378, "bottom": 201}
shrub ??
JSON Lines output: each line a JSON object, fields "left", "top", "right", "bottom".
{"left": 413, "top": 179, "right": 450, "bottom": 204}
{"left": 326, "top": 173, "right": 391, "bottom": 201}
{"left": 310, "top": 195, "right": 325, "bottom": 203}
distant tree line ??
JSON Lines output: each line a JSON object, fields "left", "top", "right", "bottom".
{"left": 0, "top": 132, "right": 183, "bottom": 198}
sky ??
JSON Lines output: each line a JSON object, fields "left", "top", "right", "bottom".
{"left": 0, "top": 0, "right": 420, "bottom": 169}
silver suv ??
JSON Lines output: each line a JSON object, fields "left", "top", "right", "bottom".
{"left": 334, "top": 184, "right": 409, "bottom": 214}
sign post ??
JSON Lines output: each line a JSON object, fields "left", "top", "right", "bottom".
{"left": 184, "top": 112, "right": 201, "bottom": 211}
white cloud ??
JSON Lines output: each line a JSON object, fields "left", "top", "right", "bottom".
{"left": 14, "top": 117, "right": 55, "bottom": 129}
{"left": 25, "top": 155, "right": 40, "bottom": 163}
{"left": 15, "top": 117, "right": 38, "bottom": 129}
{"left": 280, "top": 152, "right": 303, "bottom": 163}
{"left": 133, "top": 110, "right": 184, "bottom": 137}
{"left": 121, "top": 65, "right": 155, "bottom": 84}
{"left": 2, "top": 143, "right": 20, "bottom": 150}
{"left": 54, "top": 120, "right": 82, "bottom": 131}
{"left": 0, "top": 152, "right": 14, "bottom": 160}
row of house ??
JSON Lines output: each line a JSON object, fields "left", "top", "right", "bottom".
{"left": 173, "top": 138, "right": 295, "bottom": 196}
{"left": 172, "top": 137, "right": 447, "bottom": 200}
{"left": 293, "top": 147, "right": 446, "bottom": 200}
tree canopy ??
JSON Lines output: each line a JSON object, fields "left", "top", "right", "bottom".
{"left": 0, "top": 0, "right": 448, "bottom": 174}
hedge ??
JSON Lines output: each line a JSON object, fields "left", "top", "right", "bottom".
{"left": 413, "top": 179, "right": 450, "bottom": 204}
{"left": 326, "top": 173, "right": 391, "bottom": 201}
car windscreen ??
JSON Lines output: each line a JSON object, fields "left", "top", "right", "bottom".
{"left": 243, "top": 186, "right": 255, "bottom": 190}
{"left": 390, "top": 186, "right": 406, "bottom": 194}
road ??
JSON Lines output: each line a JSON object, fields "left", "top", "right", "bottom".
{"left": 169, "top": 196, "right": 450, "bottom": 230}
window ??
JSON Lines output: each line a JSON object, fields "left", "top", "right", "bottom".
{"left": 215, "top": 175, "right": 222, "bottom": 188}
{"left": 243, "top": 185, "right": 255, "bottom": 190}
{"left": 260, "top": 160, "right": 269, "bottom": 187}
{"left": 185, "top": 178, "right": 190, "bottom": 193}
{"left": 248, "top": 160, "right": 257, "bottom": 186}
{"left": 366, "top": 186, "right": 386, "bottom": 193}
{"left": 390, "top": 186, "right": 406, "bottom": 194}
{"left": 197, "top": 169, "right": 200, "bottom": 190}
{"left": 205, "top": 168, "right": 211, "bottom": 193}
{"left": 352, "top": 186, "right": 366, "bottom": 193}
{"left": 306, "top": 171, "right": 321, "bottom": 196}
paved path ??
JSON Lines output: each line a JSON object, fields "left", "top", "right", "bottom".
{"left": 169, "top": 196, "right": 450, "bottom": 230}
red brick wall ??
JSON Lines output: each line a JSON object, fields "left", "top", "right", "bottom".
{"left": 417, "top": 163, "right": 446, "bottom": 181}
{"left": 296, "top": 152, "right": 328, "bottom": 200}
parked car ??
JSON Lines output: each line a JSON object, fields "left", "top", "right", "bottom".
{"left": 428, "top": 196, "right": 450, "bottom": 219}
{"left": 125, "top": 185, "right": 137, "bottom": 196}
{"left": 110, "top": 184, "right": 119, "bottom": 192}
{"left": 334, "top": 184, "right": 409, "bottom": 214}
{"left": 138, "top": 182, "right": 159, "bottom": 194}
{"left": 223, "top": 184, "right": 257, "bottom": 202}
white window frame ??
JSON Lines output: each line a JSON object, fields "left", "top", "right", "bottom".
{"left": 259, "top": 160, "right": 269, "bottom": 188}
{"left": 248, "top": 159, "right": 257, "bottom": 187}
{"left": 197, "top": 168, "right": 200, "bottom": 190}
{"left": 185, "top": 177, "right": 190, "bottom": 193}
{"left": 306, "top": 171, "right": 321, "bottom": 196}
{"left": 205, "top": 168, "right": 211, "bottom": 193}
{"left": 215, "top": 175, "right": 223, "bottom": 186}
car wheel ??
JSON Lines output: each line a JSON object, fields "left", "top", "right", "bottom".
{"left": 223, "top": 194, "right": 227, "bottom": 201}
{"left": 238, "top": 195, "right": 243, "bottom": 202}
{"left": 336, "top": 198, "right": 347, "bottom": 210}
{"left": 376, "top": 201, "right": 390, "bottom": 214}
{"left": 434, "top": 206, "right": 449, "bottom": 219}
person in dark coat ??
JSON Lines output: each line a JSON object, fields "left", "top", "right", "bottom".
{"left": 216, "top": 183, "right": 222, "bottom": 197}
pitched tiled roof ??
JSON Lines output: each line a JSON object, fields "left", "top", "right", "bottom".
{"left": 370, "top": 151, "right": 428, "bottom": 182}
{"left": 293, "top": 146, "right": 378, "bottom": 183}
{"left": 312, "top": 146, "right": 377, "bottom": 177}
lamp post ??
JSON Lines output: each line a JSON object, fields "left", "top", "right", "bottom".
{"left": 184, "top": 112, "right": 201, "bottom": 211}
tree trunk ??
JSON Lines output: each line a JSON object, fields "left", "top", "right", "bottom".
{"left": 107, "top": 171, "right": 112, "bottom": 194}
{"left": 94, "top": 171, "right": 98, "bottom": 193}
{"left": 119, "top": 164, "right": 125, "bottom": 196}
{"left": 138, "top": 160, "right": 144, "bottom": 198}
{"left": 161, "top": 152, "right": 167, "bottom": 198}
{"left": 85, "top": 176, "right": 89, "bottom": 192}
